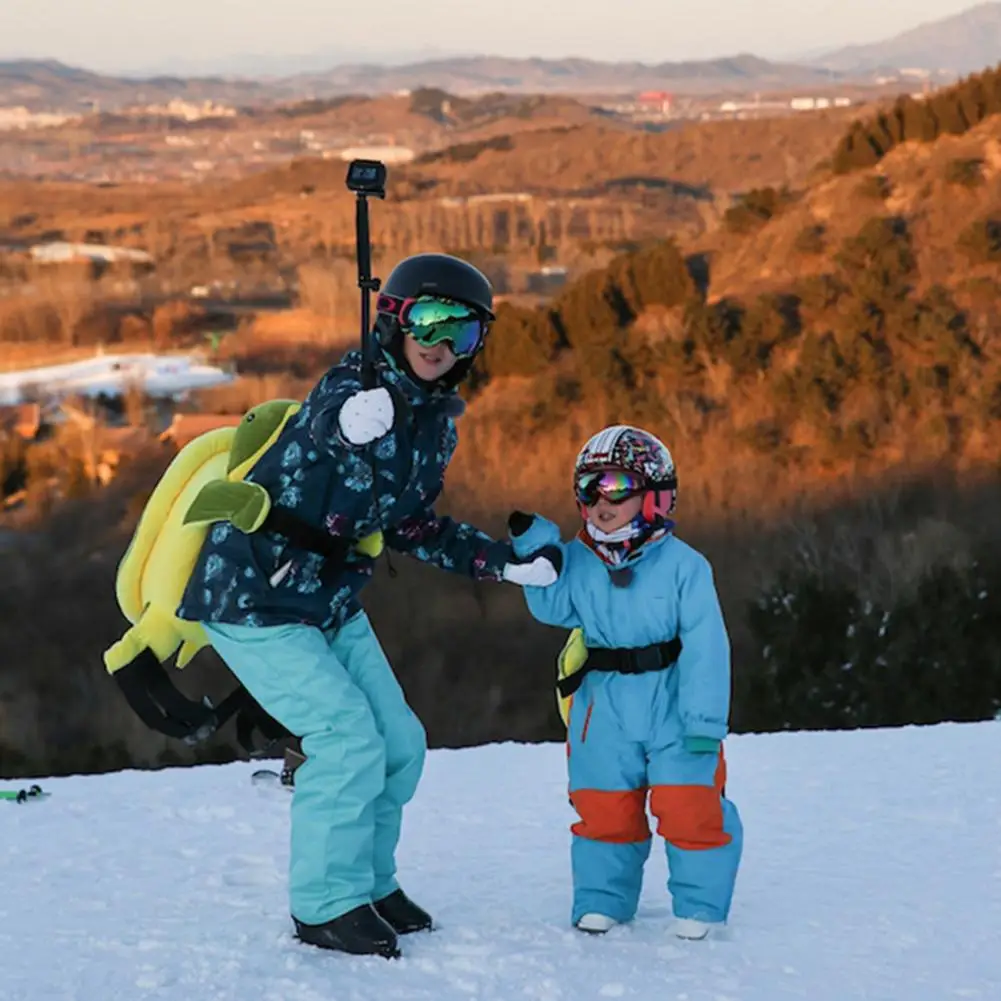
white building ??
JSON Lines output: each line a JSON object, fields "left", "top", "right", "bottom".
{"left": 127, "top": 99, "right": 236, "bottom": 121}
{"left": 29, "top": 242, "right": 154, "bottom": 266}
{"left": 0, "top": 106, "right": 77, "bottom": 131}
{"left": 790, "top": 96, "right": 854, "bottom": 111}
{"left": 331, "top": 145, "right": 415, "bottom": 164}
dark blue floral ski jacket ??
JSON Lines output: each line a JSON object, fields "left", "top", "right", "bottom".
{"left": 176, "top": 340, "right": 514, "bottom": 632}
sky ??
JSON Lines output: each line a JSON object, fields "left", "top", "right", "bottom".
{"left": 0, "top": 0, "right": 989, "bottom": 76}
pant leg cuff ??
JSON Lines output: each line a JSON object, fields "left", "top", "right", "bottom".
{"left": 372, "top": 877, "right": 400, "bottom": 903}
{"left": 292, "top": 893, "right": 372, "bottom": 926}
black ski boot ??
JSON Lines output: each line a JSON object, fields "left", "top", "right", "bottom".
{"left": 374, "top": 889, "right": 433, "bottom": 934}
{"left": 293, "top": 903, "right": 400, "bottom": 959}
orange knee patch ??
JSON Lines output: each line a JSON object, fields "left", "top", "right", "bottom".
{"left": 649, "top": 784, "right": 731, "bottom": 850}
{"left": 570, "top": 788, "right": 650, "bottom": 843}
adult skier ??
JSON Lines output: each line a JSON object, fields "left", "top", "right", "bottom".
{"left": 176, "top": 252, "right": 561, "bottom": 958}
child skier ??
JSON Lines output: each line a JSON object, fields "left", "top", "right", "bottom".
{"left": 175, "top": 252, "right": 561, "bottom": 960}
{"left": 508, "top": 424, "right": 742, "bottom": 940}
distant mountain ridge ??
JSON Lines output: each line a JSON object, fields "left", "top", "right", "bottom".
{"left": 0, "top": 58, "right": 270, "bottom": 110}
{"left": 285, "top": 53, "right": 847, "bottom": 97}
{"left": 4, "top": 2, "right": 1000, "bottom": 114}
{"left": 0, "top": 53, "right": 849, "bottom": 112}
{"left": 811, "top": 1, "right": 1001, "bottom": 75}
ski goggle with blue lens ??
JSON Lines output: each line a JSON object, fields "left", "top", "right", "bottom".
{"left": 376, "top": 293, "right": 489, "bottom": 358}
{"left": 575, "top": 469, "right": 647, "bottom": 506}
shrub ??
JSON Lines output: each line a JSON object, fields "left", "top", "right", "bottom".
{"left": 832, "top": 121, "right": 883, "bottom": 174}
{"left": 794, "top": 223, "right": 827, "bottom": 254}
{"left": 723, "top": 186, "right": 795, "bottom": 234}
{"left": 740, "top": 559, "right": 1001, "bottom": 732}
{"left": 606, "top": 239, "right": 695, "bottom": 313}
{"left": 944, "top": 157, "right": 985, "bottom": 188}
{"left": 835, "top": 216, "right": 916, "bottom": 307}
{"left": 479, "top": 302, "right": 562, "bottom": 378}
{"left": 414, "top": 134, "right": 513, "bottom": 165}
{"left": 855, "top": 174, "right": 893, "bottom": 201}
{"left": 958, "top": 217, "right": 1001, "bottom": 264}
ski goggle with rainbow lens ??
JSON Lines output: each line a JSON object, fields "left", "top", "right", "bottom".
{"left": 376, "top": 293, "right": 489, "bottom": 358}
{"left": 574, "top": 469, "right": 647, "bottom": 507}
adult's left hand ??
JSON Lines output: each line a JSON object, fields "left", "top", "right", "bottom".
{"left": 501, "top": 545, "right": 562, "bottom": 587}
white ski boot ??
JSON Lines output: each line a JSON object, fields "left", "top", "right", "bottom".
{"left": 576, "top": 913, "right": 618, "bottom": 934}
{"left": 672, "top": 917, "right": 718, "bottom": 940}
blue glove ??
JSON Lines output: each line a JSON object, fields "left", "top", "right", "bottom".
{"left": 684, "top": 736, "right": 721, "bottom": 755}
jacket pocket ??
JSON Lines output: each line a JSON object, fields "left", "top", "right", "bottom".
{"left": 246, "top": 530, "right": 290, "bottom": 589}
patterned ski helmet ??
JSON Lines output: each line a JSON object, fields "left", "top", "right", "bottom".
{"left": 574, "top": 424, "right": 678, "bottom": 517}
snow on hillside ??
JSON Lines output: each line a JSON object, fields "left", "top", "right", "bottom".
{"left": 3, "top": 723, "right": 1000, "bottom": 1001}
{"left": 0, "top": 352, "right": 232, "bottom": 405}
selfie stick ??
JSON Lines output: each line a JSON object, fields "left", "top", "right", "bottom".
{"left": 343, "top": 158, "right": 398, "bottom": 577}
{"left": 345, "top": 159, "right": 387, "bottom": 390}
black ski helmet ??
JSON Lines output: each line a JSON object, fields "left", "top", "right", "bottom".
{"left": 374, "top": 252, "right": 495, "bottom": 390}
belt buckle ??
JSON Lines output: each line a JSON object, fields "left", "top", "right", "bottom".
{"left": 629, "top": 646, "right": 662, "bottom": 673}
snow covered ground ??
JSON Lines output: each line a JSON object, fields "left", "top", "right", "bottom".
{"left": 3, "top": 722, "right": 1000, "bottom": 1001}
{"left": 0, "top": 352, "right": 232, "bottom": 405}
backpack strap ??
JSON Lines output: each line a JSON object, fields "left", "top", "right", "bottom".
{"left": 223, "top": 687, "right": 294, "bottom": 757}
{"left": 260, "top": 506, "right": 355, "bottom": 565}
{"left": 112, "top": 648, "right": 292, "bottom": 752}
{"left": 113, "top": 648, "right": 220, "bottom": 743}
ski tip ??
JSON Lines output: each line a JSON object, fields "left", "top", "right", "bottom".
{"left": 250, "top": 769, "right": 293, "bottom": 794}
{"left": 1, "top": 784, "right": 49, "bottom": 803}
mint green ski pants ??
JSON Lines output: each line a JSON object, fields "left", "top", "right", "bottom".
{"left": 203, "top": 611, "right": 427, "bottom": 925}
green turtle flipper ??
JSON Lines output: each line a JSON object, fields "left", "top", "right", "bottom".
{"left": 183, "top": 480, "right": 272, "bottom": 533}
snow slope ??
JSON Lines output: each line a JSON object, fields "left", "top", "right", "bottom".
{"left": 3, "top": 723, "right": 1000, "bottom": 1001}
{"left": 0, "top": 352, "right": 232, "bottom": 405}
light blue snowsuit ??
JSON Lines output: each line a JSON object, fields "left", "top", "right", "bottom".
{"left": 511, "top": 515, "right": 743, "bottom": 926}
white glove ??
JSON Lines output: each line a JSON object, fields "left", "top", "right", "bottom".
{"left": 502, "top": 555, "right": 559, "bottom": 587}
{"left": 338, "top": 387, "right": 394, "bottom": 445}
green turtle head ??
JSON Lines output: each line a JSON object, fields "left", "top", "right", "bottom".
{"left": 227, "top": 399, "right": 300, "bottom": 475}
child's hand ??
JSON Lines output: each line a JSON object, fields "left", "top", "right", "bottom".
{"left": 684, "top": 736, "right": 720, "bottom": 755}
{"left": 507, "top": 510, "right": 535, "bottom": 536}
{"left": 338, "top": 387, "right": 394, "bottom": 445}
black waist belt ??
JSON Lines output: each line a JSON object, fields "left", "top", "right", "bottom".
{"left": 558, "top": 636, "right": 682, "bottom": 699}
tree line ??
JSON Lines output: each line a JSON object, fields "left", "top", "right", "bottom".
{"left": 832, "top": 61, "right": 1001, "bottom": 173}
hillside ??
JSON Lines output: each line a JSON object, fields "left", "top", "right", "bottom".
{"left": 0, "top": 105, "right": 859, "bottom": 342}
{"left": 0, "top": 87, "right": 619, "bottom": 186}
{"left": 0, "top": 108, "right": 857, "bottom": 274}
{"left": 4, "top": 725, "right": 1000, "bottom": 998}
{"left": 465, "top": 101, "right": 1001, "bottom": 488}
{"left": 813, "top": 1, "right": 1001, "bottom": 75}
{"left": 397, "top": 109, "right": 857, "bottom": 197}
{"left": 701, "top": 112, "right": 1001, "bottom": 300}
